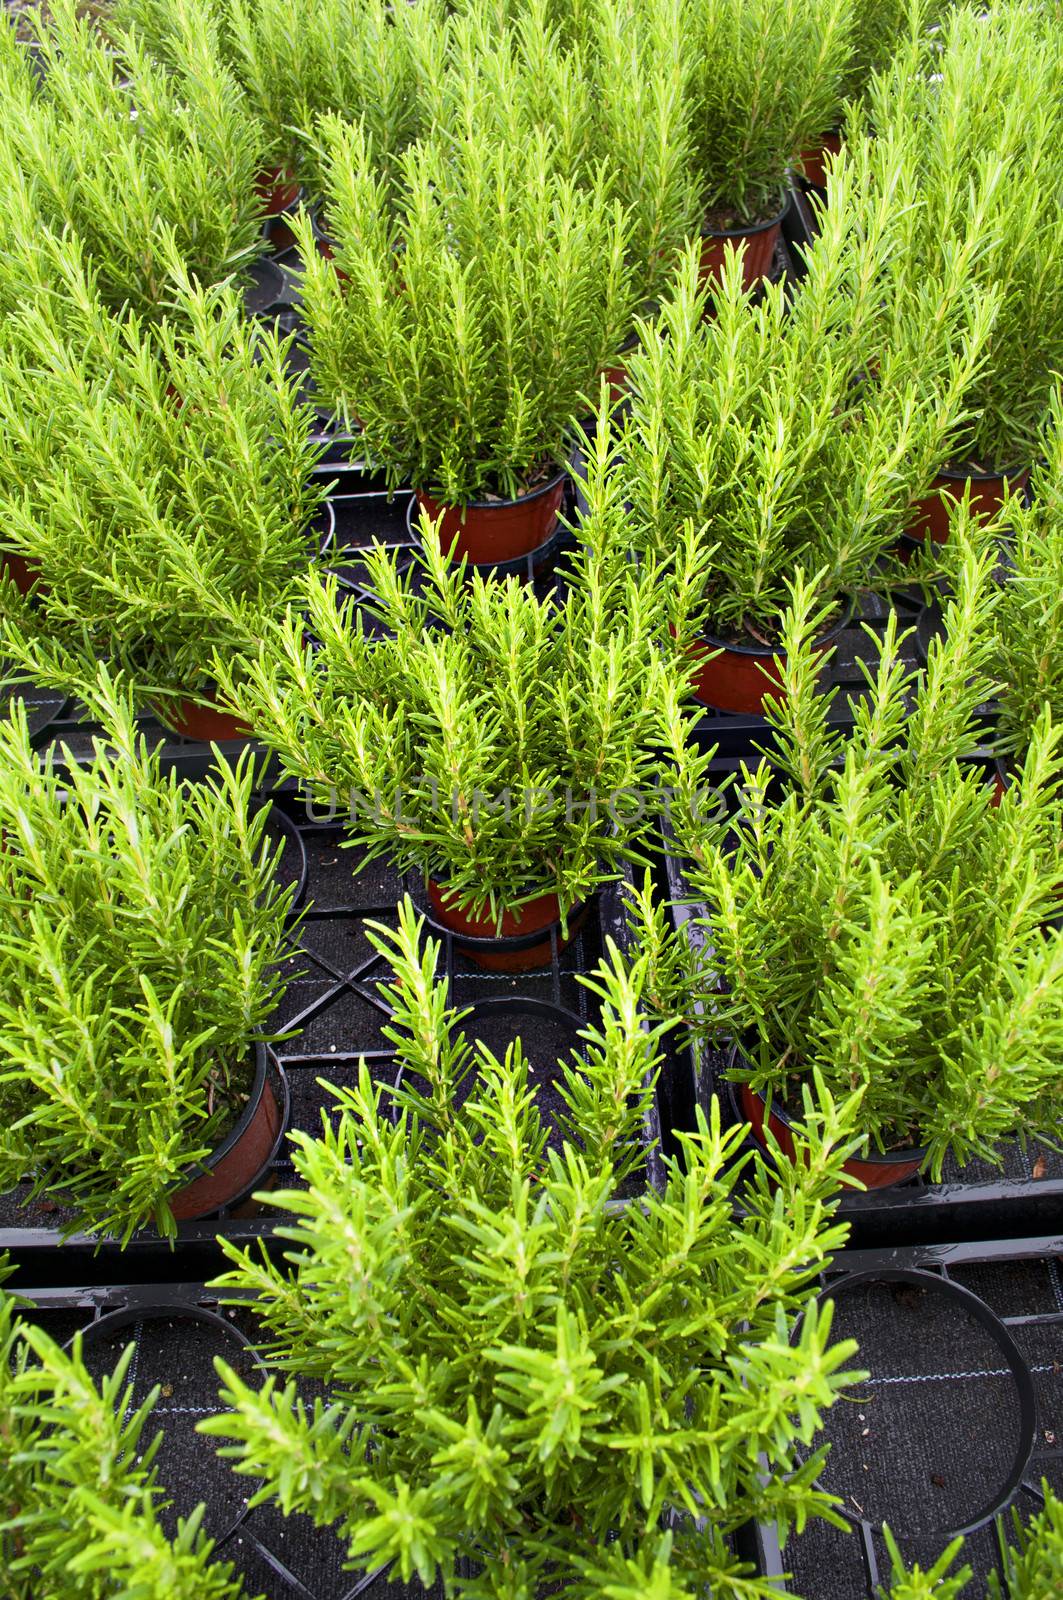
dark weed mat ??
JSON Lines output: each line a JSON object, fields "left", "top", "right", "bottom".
{"left": 775, "top": 1251, "right": 1063, "bottom": 1599}
{"left": 23, "top": 1297, "right": 445, "bottom": 1600}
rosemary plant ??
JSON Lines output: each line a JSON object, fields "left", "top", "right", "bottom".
{"left": 0, "top": 1273, "right": 250, "bottom": 1599}
{"left": 0, "top": 0, "right": 264, "bottom": 319}
{"left": 418, "top": 0, "right": 699, "bottom": 303}
{"left": 862, "top": 0, "right": 1063, "bottom": 467}
{"left": 211, "top": 493, "right": 678, "bottom": 928}
{"left": 618, "top": 136, "right": 994, "bottom": 640}
{"left": 0, "top": 672, "right": 297, "bottom": 1241}
{"left": 115, "top": 0, "right": 431, "bottom": 191}
{"left": 0, "top": 257, "right": 327, "bottom": 710}
{"left": 685, "top": 0, "right": 853, "bottom": 226}
{"left": 639, "top": 538, "right": 1063, "bottom": 1177}
{"left": 294, "top": 114, "right": 635, "bottom": 502}
{"left": 982, "top": 388, "right": 1063, "bottom": 756}
{"left": 201, "top": 900, "right": 863, "bottom": 1600}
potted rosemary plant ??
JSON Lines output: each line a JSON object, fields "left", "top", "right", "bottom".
{"left": 0, "top": 1271, "right": 249, "bottom": 1599}
{"left": 0, "top": 260, "right": 328, "bottom": 738}
{"left": 863, "top": 0, "right": 1063, "bottom": 540}
{"left": 617, "top": 145, "right": 993, "bottom": 713}
{"left": 293, "top": 115, "right": 636, "bottom": 564}
{"left": 685, "top": 0, "right": 853, "bottom": 287}
{"left": 0, "top": 673, "right": 298, "bottom": 1243}
{"left": 202, "top": 899, "right": 863, "bottom": 1598}
{"left": 641, "top": 542, "right": 1063, "bottom": 1187}
{"left": 115, "top": 0, "right": 429, "bottom": 218}
{"left": 0, "top": 0, "right": 265, "bottom": 321}
{"left": 419, "top": 0, "right": 698, "bottom": 312}
{"left": 212, "top": 504, "right": 675, "bottom": 970}
{"left": 977, "top": 389, "right": 1063, "bottom": 764}
{"left": 798, "top": 0, "right": 948, "bottom": 187}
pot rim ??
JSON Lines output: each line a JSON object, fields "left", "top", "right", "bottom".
{"left": 728, "top": 1040, "right": 930, "bottom": 1166}
{"left": 700, "top": 194, "right": 789, "bottom": 240}
{"left": 417, "top": 462, "right": 569, "bottom": 515}
{"left": 935, "top": 460, "right": 1028, "bottom": 484}
{"left": 175, "top": 1041, "right": 274, "bottom": 1186}
{"left": 404, "top": 491, "right": 567, "bottom": 574}
{"left": 420, "top": 874, "right": 593, "bottom": 953}
{"left": 700, "top": 595, "right": 854, "bottom": 660}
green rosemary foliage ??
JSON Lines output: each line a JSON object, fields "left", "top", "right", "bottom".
{"left": 862, "top": 0, "right": 1063, "bottom": 466}
{"left": 685, "top": 0, "right": 853, "bottom": 223}
{"left": 653, "top": 537, "right": 1063, "bottom": 1176}
{"left": 0, "top": 671, "right": 297, "bottom": 1241}
{"left": 983, "top": 388, "right": 1063, "bottom": 756}
{"left": 212, "top": 504, "right": 681, "bottom": 927}
{"left": 0, "top": 1277, "right": 251, "bottom": 1599}
{"left": 418, "top": 0, "right": 699, "bottom": 302}
{"left": 295, "top": 115, "right": 635, "bottom": 501}
{"left": 838, "top": 0, "right": 948, "bottom": 106}
{"left": 115, "top": 0, "right": 431, "bottom": 188}
{"left": 201, "top": 899, "right": 863, "bottom": 1600}
{"left": 617, "top": 135, "right": 995, "bottom": 639}
{"left": 0, "top": 0, "right": 264, "bottom": 319}
{"left": 0, "top": 254, "right": 327, "bottom": 707}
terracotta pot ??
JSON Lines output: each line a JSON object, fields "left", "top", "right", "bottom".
{"left": 1, "top": 550, "right": 43, "bottom": 597}
{"left": 153, "top": 692, "right": 251, "bottom": 744}
{"left": 169, "top": 1045, "right": 285, "bottom": 1220}
{"left": 254, "top": 165, "right": 300, "bottom": 217}
{"left": 738, "top": 1080, "right": 927, "bottom": 1191}
{"left": 426, "top": 879, "right": 588, "bottom": 973}
{"left": 699, "top": 198, "right": 788, "bottom": 293}
{"left": 416, "top": 468, "right": 567, "bottom": 566}
{"left": 687, "top": 599, "right": 852, "bottom": 715}
{"left": 799, "top": 129, "right": 842, "bottom": 189}
{"left": 906, "top": 462, "right": 1029, "bottom": 544}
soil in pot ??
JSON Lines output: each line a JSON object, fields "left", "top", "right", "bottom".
{"left": 426, "top": 878, "right": 591, "bottom": 973}
{"left": 906, "top": 461, "right": 1029, "bottom": 544}
{"left": 416, "top": 463, "right": 568, "bottom": 566}
{"left": 699, "top": 198, "right": 788, "bottom": 293}
{"left": 687, "top": 598, "right": 852, "bottom": 715}
{"left": 798, "top": 129, "right": 842, "bottom": 190}
{"left": 739, "top": 1078, "right": 927, "bottom": 1189}
{"left": 169, "top": 1044, "right": 284, "bottom": 1221}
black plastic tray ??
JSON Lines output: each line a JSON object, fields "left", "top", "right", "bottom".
{"left": 751, "top": 1232, "right": 1063, "bottom": 1597}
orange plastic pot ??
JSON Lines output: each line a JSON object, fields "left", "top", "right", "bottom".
{"left": 687, "top": 600, "right": 851, "bottom": 715}
{"left": 1, "top": 551, "right": 43, "bottom": 597}
{"left": 153, "top": 693, "right": 251, "bottom": 744}
{"left": 799, "top": 129, "right": 842, "bottom": 189}
{"left": 906, "top": 463, "right": 1029, "bottom": 544}
{"left": 426, "top": 879, "right": 587, "bottom": 973}
{"left": 169, "top": 1045, "right": 285, "bottom": 1221}
{"left": 738, "top": 1080, "right": 927, "bottom": 1191}
{"left": 255, "top": 165, "right": 300, "bottom": 217}
{"left": 417, "top": 468, "right": 567, "bottom": 565}
{"left": 699, "top": 199, "right": 787, "bottom": 293}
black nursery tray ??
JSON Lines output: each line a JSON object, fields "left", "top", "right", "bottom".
{"left": 749, "top": 1233, "right": 1063, "bottom": 1599}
